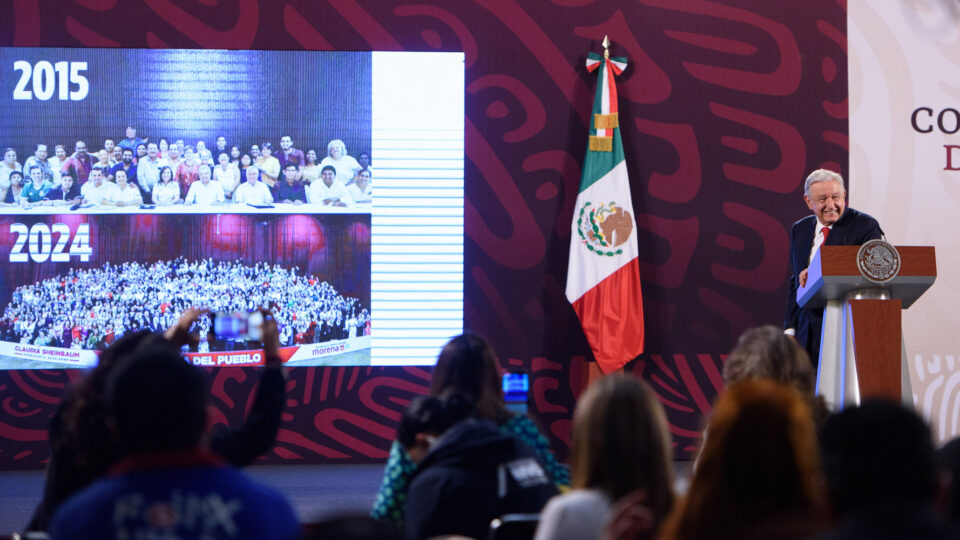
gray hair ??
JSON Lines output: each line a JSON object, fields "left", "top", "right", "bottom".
{"left": 327, "top": 139, "right": 347, "bottom": 156}
{"left": 804, "top": 169, "right": 845, "bottom": 197}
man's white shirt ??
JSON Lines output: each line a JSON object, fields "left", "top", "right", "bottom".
{"left": 346, "top": 183, "right": 371, "bottom": 203}
{"left": 185, "top": 180, "right": 226, "bottom": 206}
{"left": 307, "top": 179, "right": 354, "bottom": 206}
{"left": 234, "top": 181, "right": 274, "bottom": 205}
{"left": 137, "top": 157, "right": 163, "bottom": 193}
{"left": 81, "top": 180, "right": 119, "bottom": 205}
{"left": 809, "top": 222, "right": 832, "bottom": 265}
{"left": 785, "top": 221, "right": 834, "bottom": 337}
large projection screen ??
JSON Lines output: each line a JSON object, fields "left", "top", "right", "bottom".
{"left": 0, "top": 48, "right": 464, "bottom": 369}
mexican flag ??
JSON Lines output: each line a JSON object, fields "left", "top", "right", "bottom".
{"left": 565, "top": 50, "right": 645, "bottom": 374}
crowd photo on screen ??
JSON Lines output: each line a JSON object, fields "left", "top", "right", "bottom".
{"left": 0, "top": 257, "right": 370, "bottom": 352}
{"left": 0, "top": 128, "right": 374, "bottom": 209}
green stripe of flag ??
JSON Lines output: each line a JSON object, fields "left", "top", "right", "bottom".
{"left": 579, "top": 57, "right": 626, "bottom": 192}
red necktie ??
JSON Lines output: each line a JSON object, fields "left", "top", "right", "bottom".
{"left": 822, "top": 227, "right": 830, "bottom": 243}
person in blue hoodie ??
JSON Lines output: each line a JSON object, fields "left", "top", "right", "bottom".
{"left": 49, "top": 333, "right": 299, "bottom": 540}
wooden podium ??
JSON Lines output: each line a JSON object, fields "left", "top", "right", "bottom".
{"left": 797, "top": 244, "right": 936, "bottom": 409}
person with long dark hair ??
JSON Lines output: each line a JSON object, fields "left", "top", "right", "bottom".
{"left": 229, "top": 145, "right": 242, "bottom": 165}
{"left": 302, "top": 148, "right": 321, "bottom": 185}
{"left": 371, "top": 332, "right": 568, "bottom": 526}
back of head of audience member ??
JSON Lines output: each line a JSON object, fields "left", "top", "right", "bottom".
{"left": 572, "top": 374, "right": 674, "bottom": 521}
{"left": 402, "top": 375, "right": 558, "bottom": 540}
{"left": 660, "top": 380, "right": 821, "bottom": 540}
{"left": 62, "top": 330, "right": 157, "bottom": 463}
{"left": 397, "top": 392, "right": 474, "bottom": 464}
{"left": 106, "top": 339, "right": 207, "bottom": 455}
{"left": 27, "top": 330, "right": 159, "bottom": 532}
{"left": 937, "top": 437, "right": 960, "bottom": 527}
{"left": 430, "top": 332, "right": 509, "bottom": 424}
{"left": 724, "top": 326, "right": 827, "bottom": 426}
{"left": 724, "top": 326, "right": 814, "bottom": 393}
{"left": 820, "top": 400, "right": 938, "bottom": 517}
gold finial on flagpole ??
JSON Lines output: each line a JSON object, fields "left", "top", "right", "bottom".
{"left": 602, "top": 35, "right": 610, "bottom": 59}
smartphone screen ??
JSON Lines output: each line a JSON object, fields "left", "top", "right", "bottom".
{"left": 246, "top": 311, "right": 264, "bottom": 341}
{"left": 213, "top": 311, "right": 263, "bottom": 341}
{"left": 502, "top": 371, "right": 529, "bottom": 414}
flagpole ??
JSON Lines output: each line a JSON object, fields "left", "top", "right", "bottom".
{"left": 567, "top": 36, "right": 644, "bottom": 378}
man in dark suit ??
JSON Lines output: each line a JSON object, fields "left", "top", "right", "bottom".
{"left": 784, "top": 169, "right": 882, "bottom": 366}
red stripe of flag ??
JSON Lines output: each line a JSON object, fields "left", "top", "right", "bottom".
{"left": 570, "top": 258, "right": 644, "bottom": 373}
{"left": 607, "top": 61, "right": 619, "bottom": 114}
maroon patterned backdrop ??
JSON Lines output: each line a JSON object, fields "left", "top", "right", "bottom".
{"left": 0, "top": 0, "right": 848, "bottom": 467}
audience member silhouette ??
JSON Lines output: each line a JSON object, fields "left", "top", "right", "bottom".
{"left": 534, "top": 374, "right": 674, "bottom": 540}
{"left": 723, "top": 325, "right": 829, "bottom": 427}
{"left": 400, "top": 392, "right": 558, "bottom": 540}
{"left": 371, "top": 332, "right": 568, "bottom": 526}
{"left": 27, "top": 308, "right": 286, "bottom": 532}
{"left": 48, "top": 335, "right": 299, "bottom": 540}
{"left": 937, "top": 436, "right": 960, "bottom": 529}
{"left": 659, "top": 380, "right": 824, "bottom": 540}
{"left": 817, "top": 400, "right": 958, "bottom": 539}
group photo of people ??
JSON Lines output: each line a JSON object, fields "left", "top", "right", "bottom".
{"left": 0, "top": 128, "right": 373, "bottom": 211}
{"left": 0, "top": 257, "right": 370, "bottom": 353}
